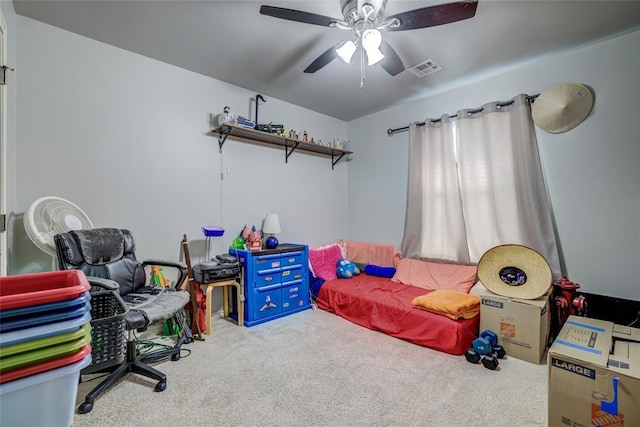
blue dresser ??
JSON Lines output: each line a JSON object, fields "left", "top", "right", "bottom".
{"left": 230, "top": 244, "right": 310, "bottom": 327}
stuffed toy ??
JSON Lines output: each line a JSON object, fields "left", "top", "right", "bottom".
{"left": 336, "top": 258, "right": 361, "bottom": 279}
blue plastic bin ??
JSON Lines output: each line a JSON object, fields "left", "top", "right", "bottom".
{"left": 0, "top": 311, "right": 91, "bottom": 348}
{"left": 0, "top": 353, "right": 91, "bottom": 426}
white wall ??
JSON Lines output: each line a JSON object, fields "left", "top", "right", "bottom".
{"left": 347, "top": 29, "right": 640, "bottom": 300}
{"left": 12, "top": 17, "right": 348, "bottom": 285}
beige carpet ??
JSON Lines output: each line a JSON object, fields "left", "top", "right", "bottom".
{"left": 73, "top": 308, "right": 548, "bottom": 426}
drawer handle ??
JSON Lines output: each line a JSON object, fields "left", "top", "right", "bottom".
{"left": 257, "top": 283, "right": 281, "bottom": 291}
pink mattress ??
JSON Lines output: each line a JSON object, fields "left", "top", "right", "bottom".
{"left": 316, "top": 275, "right": 479, "bottom": 355}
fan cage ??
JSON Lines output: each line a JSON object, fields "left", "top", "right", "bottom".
{"left": 24, "top": 196, "right": 94, "bottom": 256}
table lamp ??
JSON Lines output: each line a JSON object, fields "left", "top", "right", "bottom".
{"left": 262, "top": 213, "right": 281, "bottom": 249}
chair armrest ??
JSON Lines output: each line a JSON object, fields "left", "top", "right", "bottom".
{"left": 87, "top": 276, "right": 120, "bottom": 293}
{"left": 142, "top": 259, "right": 188, "bottom": 289}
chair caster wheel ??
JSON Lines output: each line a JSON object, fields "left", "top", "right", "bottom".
{"left": 155, "top": 381, "right": 166, "bottom": 392}
{"left": 78, "top": 402, "right": 93, "bottom": 414}
{"left": 171, "top": 352, "right": 181, "bottom": 362}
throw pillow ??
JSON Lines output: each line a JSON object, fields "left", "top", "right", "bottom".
{"left": 309, "top": 243, "right": 344, "bottom": 281}
{"left": 364, "top": 264, "right": 397, "bottom": 278}
{"left": 391, "top": 258, "right": 477, "bottom": 293}
{"left": 308, "top": 241, "right": 347, "bottom": 277}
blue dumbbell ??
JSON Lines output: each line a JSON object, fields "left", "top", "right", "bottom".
{"left": 480, "top": 330, "right": 498, "bottom": 346}
{"left": 480, "top": 330, "right": 506, "bottom": 358}
{"left": 472, "top": 330, "right": 499, "bottom": 355}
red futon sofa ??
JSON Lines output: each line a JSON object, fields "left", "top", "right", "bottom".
{"left": 310, "top": 241, "right": 480, "bottom": 355}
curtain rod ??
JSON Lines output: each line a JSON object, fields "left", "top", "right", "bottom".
{"left": 386, "top": 94, "right": 539, "bottom": 136}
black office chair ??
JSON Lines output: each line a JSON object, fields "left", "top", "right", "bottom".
{"left": 54, "top": 228, "right": 192, "bottom": 414}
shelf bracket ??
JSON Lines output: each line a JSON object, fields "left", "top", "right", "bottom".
{"left": 285, "top": 141, "right": 300, "bottom": 163}
{"left": 217, "top": 126, "right": 232, "bottom": 153}
{"left": 331, "top": 152, "right": 346, "bottom": 170}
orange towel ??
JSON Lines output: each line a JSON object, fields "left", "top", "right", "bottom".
{"left": 412, "top": 289, "right": 480, "bottom": 320}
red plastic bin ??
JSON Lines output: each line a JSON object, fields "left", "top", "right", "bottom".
{"left": 0, "top": 271, "right": 90, "bottom": 311}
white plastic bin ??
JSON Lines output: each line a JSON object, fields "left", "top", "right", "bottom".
{"left": 0, "top": 353, "right": 91, "bottom": 427}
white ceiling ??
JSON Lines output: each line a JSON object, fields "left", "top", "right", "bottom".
{"left": 13, "top": 0, "right": 640, "bottom": 121}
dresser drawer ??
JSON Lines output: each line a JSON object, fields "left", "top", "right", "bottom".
{"left": 281, "top": 265, "right": 304, "bottom": 284}
{"left": 255, "top": 268, "right": 281, "bottom": 287}
{"left": 280, "top": 251, "right": 304, "bottom": 268}
{"left": 254, "top": 254, "right": 281, "bottom": 271}
{"left": 281, "top": 281, "right": 308, "bottom": 312}
{"left": 252, "top": 285, "right": 282, "bottom": 320}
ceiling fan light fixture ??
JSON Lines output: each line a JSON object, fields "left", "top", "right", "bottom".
{"left": 336, "top": 39, "right": 358, "bottom": 63}
{"left": 260, "top": 0, "right": 478, "bottom": 80}
{"left": 362, "top": 28, "right": 385, "bottom": 65}
{"left": 365, "top": 48, "right": 385, "bottom": 66}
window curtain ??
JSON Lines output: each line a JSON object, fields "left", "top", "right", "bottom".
{"left": 401, "top": 94, "right": 561, "bottom": 277}
{"left": 402, "top": 116, "right": 470, "bottom": 263}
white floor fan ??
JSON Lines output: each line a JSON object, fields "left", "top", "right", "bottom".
{"left": 24, "top": 196, "right": 94, "bottom": 269}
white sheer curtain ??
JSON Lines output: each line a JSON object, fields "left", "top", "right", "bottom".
{"left": 402, "top": 115, "right": 469, "bottom": 263}
{"left": 401, "top": 95, "right": 561, "bottom": 277}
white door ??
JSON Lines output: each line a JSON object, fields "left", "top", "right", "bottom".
{"left": 0, "top": 9, "right": 7, "bottom": 276}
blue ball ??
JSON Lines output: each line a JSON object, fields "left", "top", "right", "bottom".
{"left": 265, "top": 236, "right": 279, "bottom": 249}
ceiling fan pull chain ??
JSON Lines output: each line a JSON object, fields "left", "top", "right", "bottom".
{"left": 360, "top": 45, "right": 365, "bottom": 89}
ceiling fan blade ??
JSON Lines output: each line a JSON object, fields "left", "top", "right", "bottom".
{"left": 385, "top": 0, "right": 478, "bottom": 32}
{"left": 260, "top": 5, "right": 338, "bottom": 27}
{"left": 379, "top": 41, "right": 404, "bottom": 76}
{"left": 304, "top": 44, "right": 340, "bottom": 73}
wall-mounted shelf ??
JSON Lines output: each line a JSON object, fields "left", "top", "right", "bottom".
{"left": 210, "top": 124, "right": 353, "bottom": 169}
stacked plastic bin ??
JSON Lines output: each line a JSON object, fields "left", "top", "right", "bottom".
{"left": 0, "top": 270, "right": 93, "bottom": 427}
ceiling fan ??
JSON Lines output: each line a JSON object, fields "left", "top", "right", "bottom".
{"left": 260, "top": 0, "right": 478, "bottom": 86}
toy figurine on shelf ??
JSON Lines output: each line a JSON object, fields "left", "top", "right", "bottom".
{"left": 212, "top": 105, "right": 234, "bottom": 129}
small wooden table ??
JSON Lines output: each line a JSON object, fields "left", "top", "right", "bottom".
{"left": 203, "top": 278, "right": 244, "bottom": 334}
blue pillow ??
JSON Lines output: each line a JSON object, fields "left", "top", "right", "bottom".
{"left": 364, "top": 265, "right": 396, "bottom": 278}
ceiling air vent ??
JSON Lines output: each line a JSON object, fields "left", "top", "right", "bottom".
{"left": 407, "top": 59, "right": 443, "bottom": 77}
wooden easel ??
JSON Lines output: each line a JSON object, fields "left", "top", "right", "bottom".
{"left": 181, "top": 234, "right": 204, "bottom": 341}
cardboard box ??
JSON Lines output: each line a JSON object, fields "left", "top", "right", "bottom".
{"left": 472, "top": 281, "right": 551, "bottom": 364}
{"left": 548, "top": 316, "right": 640, "bottom": 427}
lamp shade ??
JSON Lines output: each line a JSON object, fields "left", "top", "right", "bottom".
{"left": 337, "top": 40, "right": 357, "bottom": 64}
{"left": 362, "top": 29, "right": 384, "bottom": 66}
{"left": 262, "top": 213, "right": 281, "bottom": 234}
